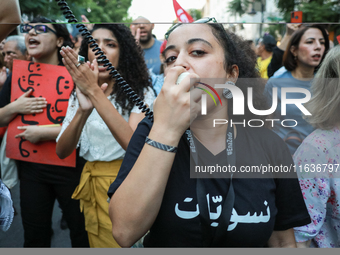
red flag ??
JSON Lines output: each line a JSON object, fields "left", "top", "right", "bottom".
{"left": 173, "top": 0, "right": 194, "bottom": 23}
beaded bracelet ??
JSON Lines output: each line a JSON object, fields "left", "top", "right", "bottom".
{"left": 145, "top": 136, "right": 178, "bottom": 153}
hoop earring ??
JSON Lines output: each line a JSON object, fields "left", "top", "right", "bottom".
{"left": 223, "top": 81, "right": 235, "bottom": 99}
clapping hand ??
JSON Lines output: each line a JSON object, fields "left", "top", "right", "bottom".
{"left": 60, "top": 46, "right": 101, "bottom": 97}
{"left": 76, "top": 83, "right": 108, "bottom": 113}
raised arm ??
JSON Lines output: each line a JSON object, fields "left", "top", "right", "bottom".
{"left": 108, "top": 67, "right": 200, "bottom": 247}
{"left": 56, "top": 87, "right": 93, "bottom": 159}
{"left": 0, "top": 0, "right": 21, "bottom": 41}
{"left": 61, "top": 48, "right": 144, "bottom": 150}
{"left": 278, "top": 24, "right": 301, "bottom": 52}
{"left": 60, "top": 46, "right": 147, "bottom": 150}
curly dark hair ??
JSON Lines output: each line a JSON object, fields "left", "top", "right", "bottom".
{"left": 78, "top": 24, "right": 153, "bottom": 114}
{"left": 30, "top": 16, "right": 74, "bottom": 64}
{"left": 166, "top": 23, "right": 268, "bottom": 123}
{"left": 207, "top": 23, "right": 269, "bottom": 123}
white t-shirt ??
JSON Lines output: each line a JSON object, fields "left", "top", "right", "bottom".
{"left": 56, "top": 88, "right": 155, "bottom": 162}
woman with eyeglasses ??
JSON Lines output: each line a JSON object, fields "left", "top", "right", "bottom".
{"left": 0, "top": 16, "right": 89, "bottom": 247}
{"left": 105, "top": 18, "right": 311, "bottom": 247}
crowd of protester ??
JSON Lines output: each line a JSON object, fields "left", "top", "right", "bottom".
{"left": 0, "top": 0, "right": 339, "bottom": 248}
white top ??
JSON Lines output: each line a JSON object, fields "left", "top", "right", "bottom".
{"left": 57, "top": 88, "right": 155, "bottom": 162}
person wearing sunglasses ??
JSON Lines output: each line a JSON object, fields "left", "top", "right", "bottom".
{"left": 107, "top": 18, "right": 310, "bottom": 247}
{"left": 0, "top": 16, "right": 89, "bottom": 247}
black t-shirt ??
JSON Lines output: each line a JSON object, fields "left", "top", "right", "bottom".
{"left": 108, "top": 117, "right": 311, "bottom": 247}
{"left": 267, "top": 46, "right": 285, "bottom": 78}
{"left": 0, "top": 75, "right": 12, "bottom": 108}
{"left": 0, "top": 74, "right": 86, "bottom": 183}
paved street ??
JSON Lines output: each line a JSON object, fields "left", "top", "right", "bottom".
{"left": 0, "top": 181, "right": 72, "bottom": 247}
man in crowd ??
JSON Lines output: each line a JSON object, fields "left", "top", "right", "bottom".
{"left": 130, "top": 16, "right": 163, "bottom": 75}
{"left": 2, "top": 36, "right": 29, "bottom": 72}
{"left": 0, "top": 36, "right": 30, "bottom": 90}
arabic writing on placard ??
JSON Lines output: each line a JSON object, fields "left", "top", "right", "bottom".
{"left": 6, "top": 60, "right": 76, "bottom": 167}
{"left": 175, "top": 194, "right": 270, "bottom": 230}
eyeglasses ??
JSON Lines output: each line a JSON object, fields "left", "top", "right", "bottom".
{"left": 20, "top": 24, "right": 57, "bottom": 35}
{"left": 165, "top": 17, "right": 224, "bottom": 40}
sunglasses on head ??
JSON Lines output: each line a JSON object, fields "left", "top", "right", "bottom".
{"left": 20, "top": 24, "right": 57, "bottom": 35}
{"left": 165, "top": 17, "right": 224, "bottom": 40}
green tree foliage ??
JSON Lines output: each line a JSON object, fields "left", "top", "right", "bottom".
{"left": 19, "top": 0, "right": 132, "bottom": 23}
{"left": 228, "top": 0, "right": 251, "bottom": 17}
{"left": 85, "top": 0, "right": 132, "bottom": 23}
{"left": 188, "top": 9, "right": 202, "bottom": 21}
{"left": 276, "top": 0, "right": 340, "bottom": 22}
{"left": 276, "top": 0, "right": 340, "bottom": 40}
{"left": 276, "top": 0, "right": 294, "bottom": 21}
{"left": 228, "top": 0, "right": 340, "bottom": 23}
{"left": 19, "top": 0, "right": 90, "bottom": 21}
{"left": 264, "top": 23, "right": 285, "bottom": 40}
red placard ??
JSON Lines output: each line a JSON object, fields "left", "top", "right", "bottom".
{"left": 6, "top": 60, "right": 76, "bottom": 167}
{"left": 173, "top": 0, "right": 194, "bottom": 23}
